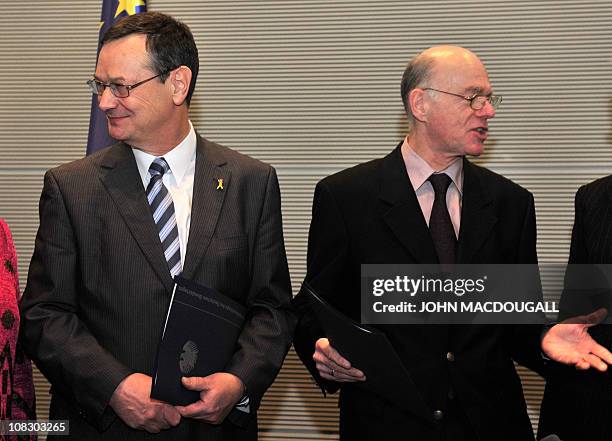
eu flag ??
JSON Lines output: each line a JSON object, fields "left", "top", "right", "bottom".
{"left": 86, "top": 0, "right": 147, "bottom": 155}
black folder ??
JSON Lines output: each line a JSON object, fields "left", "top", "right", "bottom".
{"left": 151, "top": 277, "right": 246, "bottom": 406}
{"left": 303, "top": 282, "right": 432, "bottom": 420}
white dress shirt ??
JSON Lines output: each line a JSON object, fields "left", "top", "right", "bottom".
{"left": 132, "top": 122, "right": 196, "bottom": 268}
{"left": 400, "top": 137, "right": 463, "bottom": 238}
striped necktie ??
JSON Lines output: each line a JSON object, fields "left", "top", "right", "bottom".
{"left": 146, "top": 157, "right": 182, "bottom": 278}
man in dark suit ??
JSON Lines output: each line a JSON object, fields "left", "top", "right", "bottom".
{"left": 20, "top": 12, "right": 295, "bottom": 440}
{"left": 293, "top": 45, "right": 606, "bottom": 441}
{"left": 538, "top": 177, "right": 612, "bottom": 441}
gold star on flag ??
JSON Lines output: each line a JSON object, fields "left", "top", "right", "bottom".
{"left": 115, "top": 0, "right": 146, "bottom": 18}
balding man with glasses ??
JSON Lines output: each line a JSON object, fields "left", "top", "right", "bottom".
{"left": 293, "top": 45, "right": 550, "bottom": 441}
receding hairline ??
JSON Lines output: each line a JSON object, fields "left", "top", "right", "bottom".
{"left": 415, "top": 46, "right": 484, "bottom": 83}
{"left": 417, "top": 45, "right": 480, "bottom": 64}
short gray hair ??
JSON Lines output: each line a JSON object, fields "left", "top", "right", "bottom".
{"left": 400, "top": 55, "right": 435, "bottom": 129}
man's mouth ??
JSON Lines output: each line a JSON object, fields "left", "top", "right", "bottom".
{"left": 470, "top": 127, "right": 489, "bottom": 143}
{"left": 106, "top": 114, "right": 129, "bottom": 123}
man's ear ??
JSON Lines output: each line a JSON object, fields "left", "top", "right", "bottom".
{"left": 170, "top": 66, "right": 192, "bottom": 106}
{"left": 409, "top": 88, "right": 428, "bottom": 123}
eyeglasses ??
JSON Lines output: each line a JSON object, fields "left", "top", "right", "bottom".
{"left": 86, "top": 71, "right": 171, "bottom": 98}
{"left": 423, "top": 87, "right": 502, "bottom": 110}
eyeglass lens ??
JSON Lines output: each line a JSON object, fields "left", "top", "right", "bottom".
{"left": 89, "top": 81, "right": 130, "bottom": 98}
{"left": 472, "top": 95, "right": 501, "bottom": 110}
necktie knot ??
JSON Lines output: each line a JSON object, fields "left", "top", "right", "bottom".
{"left": 428, "top": 173, "right": 452, "bottom": 196}
{"left": 149, "top": 157, "right": 170, "bottom": 178}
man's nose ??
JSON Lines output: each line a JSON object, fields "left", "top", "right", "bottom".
{"left": 478, "top": 100, "right": 496, "bottom": 119}
{"left": 97, "top": 86, "right": 117, "bottom": 111}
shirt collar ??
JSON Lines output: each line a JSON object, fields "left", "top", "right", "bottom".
{"left": 132, "top": 121, "right": 196, "bottom": 186}
{"left": 400, "top": 136, "right": 463, "bottom": 195}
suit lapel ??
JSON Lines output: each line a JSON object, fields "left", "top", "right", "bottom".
{"left": 456, "top": 158, "right": 497, "bottom": 263}
{"left": 181, "top": 135, "right": 230, "bottom": 279}
{"left": 606, "top": 179, "right": 612, "bottom": 204}
{"left": 380, "top": 144, "right": 438, "bottom": 263}
{"left": 378, "top": 145, "right": 446, "bottom": 421}
{"left": 99, "top": 143, "right": 175, "bottom": 293}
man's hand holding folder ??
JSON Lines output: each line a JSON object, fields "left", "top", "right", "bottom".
{"left": 313, "top": 338, "right": 366, "bottom": 382}
{"left": 177, "top": 372, "right": 246, "bottom": 424}
{"left": 151, "top": 277, "right": 248, "bottom": 426}
{"left": 300, "top": 283, "right": 431, "bottom": 420}
{"left": 110, "top": 373, "right": 181, "bottom": 433}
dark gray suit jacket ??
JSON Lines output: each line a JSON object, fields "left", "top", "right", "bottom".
{"left": 21, "top": 134, "right": 295, "bottom": 440}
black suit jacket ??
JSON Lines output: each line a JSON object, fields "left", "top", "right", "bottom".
{"left": 538, "top": 176, "right": 612, "bottom": 441}
{"left": 20, "top": 135, "right": 295, "bottom": 441}
{"left": 293, "top": 145, "right": 543, "bottom": 441}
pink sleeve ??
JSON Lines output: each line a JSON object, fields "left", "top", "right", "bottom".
{"left": 0, "top": 219, "right": 37, "bottom": 438}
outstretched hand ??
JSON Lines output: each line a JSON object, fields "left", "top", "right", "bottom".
{"left": 542, "top": 308, "right": 612, "bottom": 371}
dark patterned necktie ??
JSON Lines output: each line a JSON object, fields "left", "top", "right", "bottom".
{"left": 428, "top": 173, "right": 456, "bottom": 264}
{"left": 146, "top": 157, "right": 182, "bottom": 277}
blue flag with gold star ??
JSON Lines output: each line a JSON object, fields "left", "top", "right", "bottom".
{"left": 86, "top": 0, "right": 147, "bottom": 155}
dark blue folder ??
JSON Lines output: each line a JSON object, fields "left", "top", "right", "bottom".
{"left": 151, "top": 277, "right": 246, "bottom": 406}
